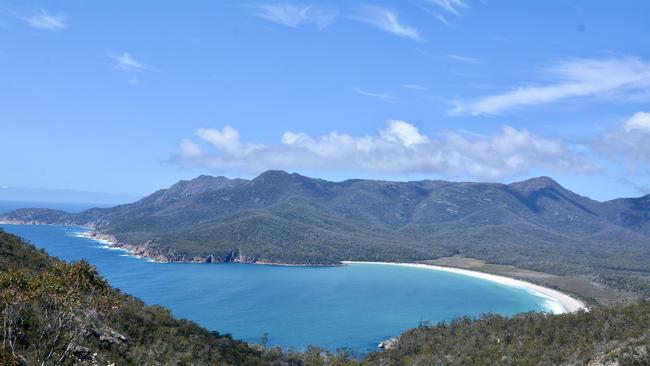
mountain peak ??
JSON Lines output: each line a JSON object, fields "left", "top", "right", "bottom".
{"left": 256, "top": 170, "right": 291, "bottom": 178}
{"left": 252, "top": 170, "right": 306, "bottom": 184}
{"left": 508, "top": 176, "right": 563, "bottom": 196}
{"left": 151, "top": 175, "right": 244, "bottom": 201}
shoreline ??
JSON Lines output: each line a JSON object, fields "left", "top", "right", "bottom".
{"left": 342, "top": 261, "right": 588, "bottom": 314}
{"left": 76, "top": 229, "right": 339, "bottom": 267}
{"left": 0, "top": 222, "right": 589, "bottom": 313}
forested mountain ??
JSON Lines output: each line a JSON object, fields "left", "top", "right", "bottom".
{"left": 2, "top": 229, "right": 649, "bottom": 365}
{"left": 2, "top": 171, "right": 650, "bottom": 296}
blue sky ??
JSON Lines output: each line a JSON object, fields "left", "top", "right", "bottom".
{"left": 1, "top": 0, "right": 649, "bottom": 202}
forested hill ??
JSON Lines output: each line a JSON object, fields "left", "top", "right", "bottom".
{"left": 2, "top": 171, "right": 650, "bottom": 296}
{"left": 363, "top": 302, "right": 650, "bottom": 366}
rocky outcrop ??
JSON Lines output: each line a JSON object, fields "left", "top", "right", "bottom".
{"left": 86, "top": 233, "right": 254, "bottom": 264}
{"left": 94, "top": 327, "right": 128, "bottom": 345}
{"left": 378, "top": 337, "right": 398, "bottom": 350}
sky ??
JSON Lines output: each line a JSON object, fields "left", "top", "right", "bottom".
{"left": 1, "top": 0, "right": 649, "bottom": 202}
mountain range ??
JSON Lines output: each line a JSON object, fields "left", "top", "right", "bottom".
{"left": 2, "top": 170, "right": 649, "bottom": 296}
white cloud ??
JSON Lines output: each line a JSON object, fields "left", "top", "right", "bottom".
{"left": 253, "top": 4, "right": 336, "bottom": 29}
{"left": 174, "top": 121, "right": 593, "bottom": 178}
{"left": 196, "top": 126, "right": 243, "bottom": 154}
{"left": 179, "top": 139, "right": 202, "bottom": 158}
{"left": 452, "top": 56, "right": 650, "bottom": 116}
{"left": 597, "top": 112, "right": 650, "bottom": 172}
{"left": 111, "top": 52, "right": 155, "bottom": 72}
{"left": 21, "top": 9, "right": 66, "bottom": 32}
{"left": 355, "top": 88, "right": 391, "bottom": 100}
{"left": 425, "top": 0, "right": 467, "bottom": 15}
{"left": 623, "top": 111, "right": 650, "bottom": 132}
{"left": 354, "top": 6, "right": 422, "bottom": 41}
{"left": 380, "top": 120, "right": 430, "bottom": 146}
{"left": 195, "top": 126, "right": 262, "bottom": 155}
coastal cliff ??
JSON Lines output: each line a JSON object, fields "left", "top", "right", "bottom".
{"left": 80, "top": 230, "right": 332, "bottom": 265}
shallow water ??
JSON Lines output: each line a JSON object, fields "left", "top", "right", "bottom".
{"left": 1, "top": 224, "right": 553, "bottom": 354}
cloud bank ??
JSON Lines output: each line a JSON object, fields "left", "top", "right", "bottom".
{"left": 452, "top": 56, "right": 650, "bottom": 115}
{"left": 173, "top": 120, "right": 593, "bottom": 179}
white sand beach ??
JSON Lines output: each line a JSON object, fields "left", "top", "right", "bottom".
{"left": 342, "top": 261, "right": 587, "bottom": 314}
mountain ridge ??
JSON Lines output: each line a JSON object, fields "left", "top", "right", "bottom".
{"left": 2, "top": 171, "right": 649, "bottom": 297}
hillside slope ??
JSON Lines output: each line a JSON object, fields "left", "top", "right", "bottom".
{"left": 361, "top": 302, "right": 650, "bottom": 366}
{"left": 0, "top": 230, "right": 270, "bottom": 365}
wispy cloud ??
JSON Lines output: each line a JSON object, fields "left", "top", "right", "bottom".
{"left": 110, "top": 52, "right": 156, "bottom": 72}
{"left": 355, "top": 88, "right": 391, "bottom": 100}
{"left": 354, "top": 6, "right": 422, "bottom": 41}
{"left": 402, "top": 84, "right": 428, "bottom": 91}
{"left": 446, "top": 54, "right": 480, "bottom": 63}
{"left": 424, "top": 0, "right": 467, "bottom": 15}
{"left": 416, "top": 3, "right": 454, "bottom": 27}
{"left": 173, "top": 121, "right": 594, "bottom": 179}
{"left": 20, "top": 9, "right": 66, "bottom": 32}
{"left": 451, "top": 56, "right": 650, "bottom": 115}
{"left": 252, "top": 4, "right": 336, "bottom": 29}
{"left": 128, "top": 76, "right": 140, "bottom": 86}
{"left": 435, "top": 13, "right": 450, "bottom": 26}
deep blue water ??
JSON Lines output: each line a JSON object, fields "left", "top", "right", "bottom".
{"left": 1, "top": 224, "right": 553, "bottom": 354}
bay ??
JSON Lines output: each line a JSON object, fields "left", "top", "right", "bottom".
{"left": 0, "top": 224, "right": 553, "bottom": 354}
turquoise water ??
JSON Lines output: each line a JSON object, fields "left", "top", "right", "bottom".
{"left": 1, "top": 224, "right": 553, "bottom": 354}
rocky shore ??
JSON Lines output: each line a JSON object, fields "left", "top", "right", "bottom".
{"left": 82, "top": 230, "right": 246, "bottom": 263}
{"left": 0, "top": 220, "right": 342, "bottom": 266}
{"left": 79, "top": 229, "right": 339, "bottom": 267}
{"left": 378, "top": 337, "right": 398, "bottom": 350}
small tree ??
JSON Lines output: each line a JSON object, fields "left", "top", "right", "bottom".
{"left": 0, "top": 261, "right": 116, "bottom": 365}
{"left": 0, "top": 269, "right": 31, "bottom": 358}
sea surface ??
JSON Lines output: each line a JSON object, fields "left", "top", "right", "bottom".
{"left": 1, "top": 224, "right": 556, "bottom": 354}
